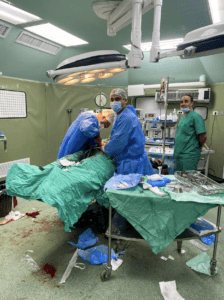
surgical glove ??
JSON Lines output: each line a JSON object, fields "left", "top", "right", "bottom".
{"left": 141, "top": 183, "right": 152, "bottom": 190}
{"left": 147, "top": 174, "right": 163, "bottom": 181}
{"left": 150, "top": 186, "right": 166, "bottom": 197}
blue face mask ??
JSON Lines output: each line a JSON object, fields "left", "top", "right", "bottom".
{"left": 181, "top": 107, "right": 190, "bottom": 113}
{"left": 110, "top": 101, "right": 123, "bottom": 113}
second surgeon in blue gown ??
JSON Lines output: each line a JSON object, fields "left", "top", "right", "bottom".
{"left": 57, "top": 110, "right": 114, "bottom": 159}
{"left": 103, "top": 89, "right": 154, "bottom": 176}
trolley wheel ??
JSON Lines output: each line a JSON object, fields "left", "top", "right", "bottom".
{"left": 100, "top": 268, "right": 112, "bottom": 282}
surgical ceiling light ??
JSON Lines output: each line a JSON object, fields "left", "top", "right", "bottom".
{"left": 81, "top": 78, "right": 96, "bottom": 83}
{"left": 65, "top": 79, "right": 80, "bottom": 85}
{"left": 25, "top": 23, "right": 88, "bottom": 47}
{"left": 109, "top": 68, "right": 126, "bottom": 73}
{"left": 47, "top": 50, "right": 127, "bottom": 84}
{"left": 98, "top": 72, "right": 114, "bottom": 78}
{"left": 0, "top": 0, "right": 41, "bottom": 25}
{"left": 123, "top": 38, "right": 184, "bottom": 52}
{"left": 47, "top": 0, "right": 224, "bottom": 85}
{"left": 208, "top": 0, "right": 224, "bottom": 24}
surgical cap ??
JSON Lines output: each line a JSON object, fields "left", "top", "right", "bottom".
{"left": 110, "top": 89, "right": 127, "bottom": 99}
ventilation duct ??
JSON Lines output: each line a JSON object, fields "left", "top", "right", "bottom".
{"left": 155, "top": 88, "right": 211, "bottom": 103}
{"left": 15, "top": 31, "right": 62, "bottom": 55}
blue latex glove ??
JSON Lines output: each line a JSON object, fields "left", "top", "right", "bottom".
{"left": 68, "top": 228, "right": 98, "bottom": 249}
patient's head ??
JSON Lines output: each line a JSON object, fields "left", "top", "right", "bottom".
{"left": 94, "top": 109, "right": 115, "bottom": 128}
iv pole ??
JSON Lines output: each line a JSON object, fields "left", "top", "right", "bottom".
{"left": 161, "top": 77, "right": 169, "bottom": 165}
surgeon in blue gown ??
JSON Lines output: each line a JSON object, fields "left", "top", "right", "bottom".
{"left": 102, "top": 89, "right": 154, "bottom": 235}
{"left": 103, "top": 89, "right": 154, "bottom": 176}
{"left": 57, "top": 110, "right": 113, "bottom": 159}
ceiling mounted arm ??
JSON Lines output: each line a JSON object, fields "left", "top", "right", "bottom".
{"left": 127, "top": 0, "right": 143, "bottom": 68}
{"left": 150, "top": 0, "right": 162, "bottom": 62}
{"left": 103, "top": 0, "right": 154, "bottom": 36}
{"left": 94, "top": 0, "right": 162, "bottom": 68}
{"left": 158, "top": 46, "right": 197, "bottom": 60}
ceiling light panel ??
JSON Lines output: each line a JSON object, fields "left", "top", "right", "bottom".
{"left": 208, "top": 0, "right": 224, "bottom": 24}
{"left": 0, "top": 1, "right": 41, "bottom": 25}
{"left": 25, "top": 23, "right": 88, "bottom": 47}
{"left": 123, "top": 38, "right": 184, "bottom": 51}
{"left": 55, "top": 67, "right": 126, "bottom": 85}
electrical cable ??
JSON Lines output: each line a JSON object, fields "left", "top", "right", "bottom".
{"left": 201, "top": 114, "right": 216, "bottom": 175}
{"left": 130, "top": 40, "right": 144, "bottom": 60}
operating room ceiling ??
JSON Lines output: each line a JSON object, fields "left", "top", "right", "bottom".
{"left": 1, "top": 0, "right": 224, "bottom": 85}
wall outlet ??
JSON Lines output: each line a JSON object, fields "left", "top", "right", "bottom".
{"left": 213, "top": 111, "right": 218, "bottom": 115}
{"left": 177, "top": 111, "right": 183, "bottom": 114}
{"left": 220, "top": 111, "right": 224, "bottom": 116}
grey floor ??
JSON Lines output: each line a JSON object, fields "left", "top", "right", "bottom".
{"left": 0, "top": 197, "right": 224, "bottom": 300}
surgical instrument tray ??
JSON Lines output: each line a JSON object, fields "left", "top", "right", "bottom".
{"left": 175, "top": 171, "right": 224, "bottom": 196}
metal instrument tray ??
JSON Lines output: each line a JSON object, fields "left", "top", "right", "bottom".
{"left": 174, "top": 171, "right": 224, "bottom": 196}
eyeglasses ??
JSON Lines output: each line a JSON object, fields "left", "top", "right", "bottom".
{"left": 110, "top": 97, "right": 122, "bottom": 102}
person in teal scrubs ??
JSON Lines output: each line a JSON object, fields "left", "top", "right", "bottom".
{"left": 174, "top": 94, "right": 207, "bottom": 171}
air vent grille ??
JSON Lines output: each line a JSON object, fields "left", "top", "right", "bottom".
{"left": 0, "top": 158, "right": 30, "bottom": 178}
{"left": 15, "top": 31, "right": 62, "bottom": 55}
{"left": 155, "top": 88, "right": 210, "bottom": 103}
{"left": 0, "top": 21, "right": 12, "bottom": 38}
{"left": 177, "top": 89, "right": 199, "bottom": 100}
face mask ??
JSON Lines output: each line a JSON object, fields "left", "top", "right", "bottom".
{"left": 181, "top": 107, "right": 190, "bottom": 113}
{"left": 111, "top": 101, "right": 123, "bottom": 113}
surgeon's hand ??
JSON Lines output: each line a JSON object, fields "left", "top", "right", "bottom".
{"left": 95, "top": 135, "right": 102, "bottom": 146}
{"left": 155, "top": 159, "right": 162, "bottom": 165}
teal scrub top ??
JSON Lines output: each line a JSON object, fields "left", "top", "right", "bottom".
{"left": 174, "top": 111, "right": 206, "bottom": 158}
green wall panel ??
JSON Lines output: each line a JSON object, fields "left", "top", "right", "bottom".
{"left": 0, "top": 76, "right": 48, "bottom": 169}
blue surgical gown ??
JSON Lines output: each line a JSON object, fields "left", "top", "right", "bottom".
{"left": 57, "top": 112, "right": 100, "bottom": 159}
{"left": 104, "top": 106, "right": 154, "bottom": 175}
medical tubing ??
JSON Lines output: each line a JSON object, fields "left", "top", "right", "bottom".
{"left": 107, "top": 204, "right": 112, "bottom": 267}
{"left": 130, "top": 39, "right": 144, "bottom": 60}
